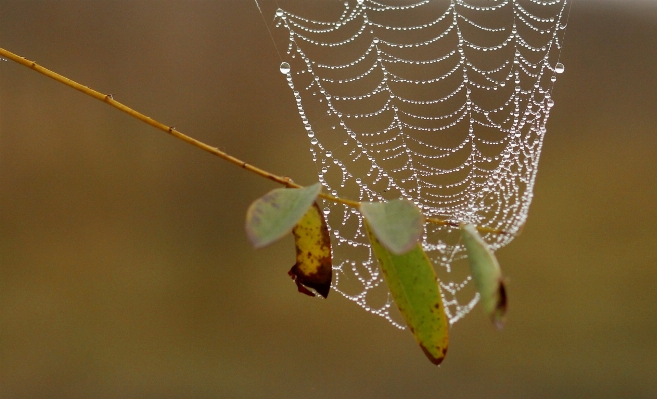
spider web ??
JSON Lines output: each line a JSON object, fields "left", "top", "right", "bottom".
{"left": 270, "top": 0, "right": 569, "bottom": 327}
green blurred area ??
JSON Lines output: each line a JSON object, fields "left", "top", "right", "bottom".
{"left": 0, "top": 1, "right": 656, "bottom": 398}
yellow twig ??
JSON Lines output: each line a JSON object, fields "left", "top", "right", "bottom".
{"left": 0, "top": 46, "right": 509, "bottom": 237}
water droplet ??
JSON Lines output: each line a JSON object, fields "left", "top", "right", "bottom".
{"left": 555, "top": 62, "right": 565, "bottom": 74}
{"left": 333, "top": 230, "right": 340, "bottom": 236}
{"left": 551, "top": 75, "right": 557, "bottom": 82}
{"left": 355, "top": 178, "right": 362, "bottom": 184}
{"left": 547, "top": 98, "right": 555, "bottom": 108}
{"left": 279, "top": 62, "right": 290, "bottom": 74}
{"left": 325, "top": 151, "right": 332, "bottom": 158}
{"left": 310, "top": 138, "right": 318, "bottom": 145}
{"left": 323, "top": 207, "right": 330, "bottom": 215}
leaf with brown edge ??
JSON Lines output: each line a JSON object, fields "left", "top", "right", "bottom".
{"left": 289, "top": 202, "right": 332, "bottom": 298}
{"left": 460, "top": 223, "right": 507, "bottom": 329}
{"left": 365, "top": 222, "right": 449, "bottom": 365}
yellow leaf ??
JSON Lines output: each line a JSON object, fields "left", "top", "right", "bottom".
{"left": 289, "top": 202, "right": 332, "bottom": 298}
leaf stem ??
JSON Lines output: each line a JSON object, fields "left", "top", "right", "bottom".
{"left": 0, "top": 46, "right": 509, "bottom": 237}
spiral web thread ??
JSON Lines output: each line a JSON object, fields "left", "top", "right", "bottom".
{"left": 273, "top": 0, "right": 568, "bottom": 327}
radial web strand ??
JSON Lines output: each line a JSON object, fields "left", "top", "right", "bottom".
{"left": 270, "top": 0, "right": 569, "bottom": 327}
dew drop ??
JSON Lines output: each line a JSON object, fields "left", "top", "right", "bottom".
{"left": 547, "top": 98, "right": 555, "bottom": 108}
{"left": 551, "top": 75, "right": 557, "bottom": 82}
{"left": 279, "top": 62, "right": 290, "bottom": 74}
{"left": 275, "top": 9, "right": 284, "bottom": 17}
{"left": 555, "top": 62, "right": 565, "bottom": 74}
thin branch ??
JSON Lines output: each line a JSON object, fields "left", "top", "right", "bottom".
{"left": 0, "top": 46, "right": 509, "bottom": 236}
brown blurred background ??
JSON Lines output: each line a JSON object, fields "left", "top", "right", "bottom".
{"left": 0, "top": 1, "right": 655, "bottom": 398}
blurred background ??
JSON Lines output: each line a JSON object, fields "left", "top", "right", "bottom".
{"left": 0, "top": 1, "right": 655, "bottom": 398}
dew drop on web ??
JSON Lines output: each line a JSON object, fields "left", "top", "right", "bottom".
{"left": 555, "top": 62, "right": 565, "bottom": 74}
{"left": 272, "top": 0, "right": 571, "bottom": 327}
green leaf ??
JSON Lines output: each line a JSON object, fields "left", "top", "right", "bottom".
{"left": 365, "top": 222, "right": 449, "bottom": 365}
{"left": 460, "top": 223, "right": 507, "bottom": 329}
{"left": 360, "top": 199, "right": 424, "bottom": 255}
{"left": 289, "top": 202, "right": 333, "bottom": 298}
{"left": 245, "top": 183, "right": 322, "bottom": 249}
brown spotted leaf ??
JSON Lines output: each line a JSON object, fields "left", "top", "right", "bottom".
{"left": 365, "top": 222, "right": 449, "bottom": 365}
{"left": 289, "top": 202, "right": 332, "bottom": 298}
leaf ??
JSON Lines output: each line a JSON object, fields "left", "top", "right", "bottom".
{"left": 460, "top": 223, "right": 507, "bottom": 329}
{"left": 360, "top": 199, "right": 424, "bottom": 255}
{"left": 289, "top": 202, "right": 332, "bottom": 298}
{"left": 365, "top": 222, "right": 449, "bottom": 365}
{"left": 245, "top": 183, "right": 322, "bottom": 249}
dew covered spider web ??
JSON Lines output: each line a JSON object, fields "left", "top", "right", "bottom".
{"left": 262, "top": 0, "right": 569, "bottom": 327}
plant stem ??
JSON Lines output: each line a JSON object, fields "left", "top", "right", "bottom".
{"left": 0, "top": 46, "right": 509, "bottom": 236}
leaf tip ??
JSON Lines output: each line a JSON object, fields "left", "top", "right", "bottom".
{"left": 492, "top": 279, "right": 508, "bottom": 330}
{"left": 246, "top": 229, "right": 266, "bottom": 249}
{"left": 288, "top": 264, "right": 332, "bottom": 298}
{"left": 420, "top": 344, "right": 448, "bottom": 366}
